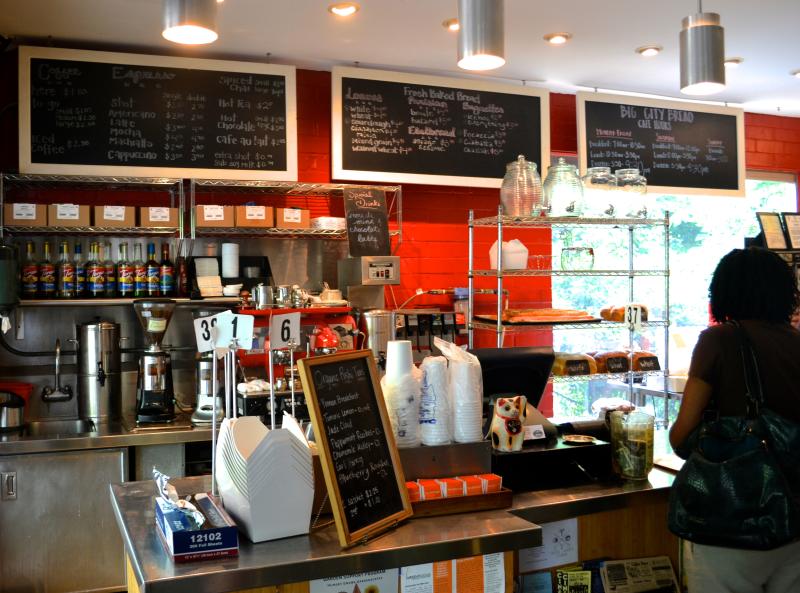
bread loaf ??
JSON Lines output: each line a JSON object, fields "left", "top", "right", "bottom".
{"left": 553, "top": 353, "right": 598, "bottom": 376}
{"left": 600, "top": 303, "right": 649, "bottom": 322}
{"left": 631, "top": 351, "right": 660, "bottom": 371}
{"left": 592, "top": 351, "right": 630, "bottom": 373}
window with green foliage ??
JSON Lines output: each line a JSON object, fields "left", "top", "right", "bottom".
{"left": 550, "top": 173, "right": 798, "bottom": 422}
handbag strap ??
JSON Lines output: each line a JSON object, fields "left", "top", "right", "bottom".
{"left": 730, "top": 320, "right": 765, "bottom": 418}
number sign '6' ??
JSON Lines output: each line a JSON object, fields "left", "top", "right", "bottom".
{"left": 270, "top": 312, "right": 301, "bottom": 349}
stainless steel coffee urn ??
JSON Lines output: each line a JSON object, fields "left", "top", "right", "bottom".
{"left": 361, "top": 309, "right": 396, "bottom": 373}
{"left": 75, "top": 320, "right": 122, "bottom": 421}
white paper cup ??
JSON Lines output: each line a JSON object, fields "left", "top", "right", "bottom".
{"left": 385, "top": 340, "right": 414, "bottom": 383}
{"left": 221, "top": 243, "right": 240, "bottom": 278}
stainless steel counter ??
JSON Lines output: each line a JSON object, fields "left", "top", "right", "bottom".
{"left": 0, "top": 415, "right": 213, "bottom": 455}
{"left": 111, "top": 475, "right": 543, "bottom": 593}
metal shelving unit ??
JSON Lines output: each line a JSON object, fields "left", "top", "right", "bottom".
{"left": 18, "top": 297, "right": 240, "bottom": 307}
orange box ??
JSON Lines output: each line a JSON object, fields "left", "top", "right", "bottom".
{"left": 477, "top": 473, "right": 503, "bottom": 493}
{"left": 93, "top": 205, "right": 135, "bottom": 228}
{"left": 196, "top": 205, "right": 234, "bottom": 228}
{"left": 437, "top": 478, "right": 465, "bottom": 499}
{"left": 47, "top": 204, "right": 91, "bottom": 227}
{"left": 456, "top": 475, "right": 484, "bottom": 496}
{"left": 417, "top": 479, "right": 443, "bottom": 501}
{"left": 406, "top": 481, "right": 421, "bottom": 503}
{"left": 235, "top": 205, "right": 274, "bottom": 228}
{"left": 139, "top": 207, "right": 179, "bottom": 228}
{"left": 3, "top": 203, "right": 47, "bottom": 227}
{"left": 276, "top": 207, "right": 310, "bottom": 229}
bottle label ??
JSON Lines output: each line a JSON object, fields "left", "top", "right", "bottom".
{"left": 105, "top": 265, "right": 116, "bottom": 291}
{"left": 159, "top": 265, "right": 174, "bottom": 293}
{"left": 134, "top": 265, "right": 147, "bottom": 293}
{"left": 22, "top": 264, "right": 38, "bottom": 295}
{"left": 39, "top": 264, "right": 56, "bottom": 293}
{"left": 59, "top": 264, "right": 75, "bottom": 293}
{"left": 146, "top": 264, "right": 160, "bottom": 291}
{"left": 75, "top": 264, "right": 86, "bottom": 292}
{"left": 118, "top": 265, "right": 134, "bottom": 293}
{"left": 87, "top": 264, "right": 105, "bottom": 294}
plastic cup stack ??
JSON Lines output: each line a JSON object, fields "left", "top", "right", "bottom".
{"left": 382, "top": 340, "right": 420, "bottom": 448}
{"left": 419, "top": 356, "right": 451, "bottom": 446}
{"left": 450, "top": 358, "right": 483, "bottom": 443}
{"left": 221, "top": 243, "right": 239, "bottom": 278}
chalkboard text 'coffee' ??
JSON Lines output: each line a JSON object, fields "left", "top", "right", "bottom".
{"left": 20, "top": 47, "right": 297, "bottom": 179}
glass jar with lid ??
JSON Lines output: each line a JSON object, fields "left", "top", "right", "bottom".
{"left": 543, "top": 157, "right": 585, "bottom": 217}
{"left": 614, "top": 168, "right": 648, "bottom": 217}
{"left": 500, "top": 155, "right": 546, "bottom": 217}
{"left": 581, "top": 166, "right": 617, "bottom": 217}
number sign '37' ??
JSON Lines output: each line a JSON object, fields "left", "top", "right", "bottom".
{"left": 270, "top": 312, "right": 301, "bottom": 349}
{"left": 193, "top": 311, "right": 255, "bottom": 353}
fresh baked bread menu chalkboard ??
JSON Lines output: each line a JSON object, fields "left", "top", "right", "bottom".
{"left": 578, "top": 91, "right": 745, "bottom": 196}
{"left": 19, "top": 46, "right": 297, "bottom": 180}
{"left": 298, "top": 350, "right": 411, "bottom": 548}
{"left": 333, "top": 66, "right": 550, "bottom": 188}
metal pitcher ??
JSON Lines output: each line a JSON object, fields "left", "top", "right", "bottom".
{"left": 251, "top": 283, "right": 273, "bottom": 310}
{"left": 361, "top": 310, "right": 396, "bottom": 372}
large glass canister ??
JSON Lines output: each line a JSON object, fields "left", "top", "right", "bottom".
{"left": 500, "top": 155, "right": 545, "bottom": 217}
{"left": 581, "top": 166, "right": 617, "bottom": 217}
{"left": 610, "top": 410, "right": 655, "bottom": 480}
{"left": 543, "top": 158, "right": 585, "bottom": 217}
{"left": 614, "top": 168, "right": 648, "bottom": 217}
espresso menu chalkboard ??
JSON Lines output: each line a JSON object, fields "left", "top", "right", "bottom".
{"left": 343, "top": 187, "right": 390, "bottom": 257}
{"left": 19, "top": 46, "right": 298, "bottom": 180}
{"left": 333, "top": 66, "right": 549, "bottom": 188}
{"left": 297, "top": 351, "right": 411, "bottom": 547}
{"left": 578, "top": 92, "right": 744, "bottom": 196}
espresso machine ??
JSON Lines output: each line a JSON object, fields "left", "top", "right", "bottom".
{"left": 133, "top": 299, "right": 176, "bottom": 423}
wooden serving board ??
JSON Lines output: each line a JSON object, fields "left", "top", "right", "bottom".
{"left": 410, "top": 488, "right": 513, "bottom": 519}
{"left": 475, "top": 315, "right": 601, "bottom": 326}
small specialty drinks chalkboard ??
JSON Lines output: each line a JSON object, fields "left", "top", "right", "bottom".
{"left": 333, "top": 66, "right": 550, "bottom": 188}
{"left": 343, "top": 187, "right": 391, "bottom": 257}
{"left": 297, "top": 350, "right": 412, "bottom": 548}
{"left": 19, "top": 46, "right": 297, "bottom": 180}
{"left": 578, "top": 91, "right": 745, "bottom": 196}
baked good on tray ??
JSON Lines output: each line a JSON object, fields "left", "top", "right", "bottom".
{"left": 481, "top": 308, "right": 596, "bottom": 323}
{"left": 553, "top": 352, "right": 598, "bottom": 376}
{"left": 599, "top": 303, "right": 649, "bottom": 322}
{"left": 592, "top": 350, "right": 630, "bottom": 373}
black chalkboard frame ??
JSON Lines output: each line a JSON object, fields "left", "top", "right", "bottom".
{"left": 332, "top": 66, "right": 550, "bottom": 188}
{"left": 297, "top": 350, "right": 412, "bottom": 548}
{"left": 577, "top": 91, "right": 745, "bottom": 197}
{"left": 18, "top": 45, "right": 298, "bottom": 180}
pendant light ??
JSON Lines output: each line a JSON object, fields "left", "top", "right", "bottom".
{"left": 457, "top": 0, "right": 505, "bottom": 71}
{"left": 162, "top": 0, "right": 218, "bottom": 45}
{"left": 679, "top": 1, "right": 725, "bottom": 95}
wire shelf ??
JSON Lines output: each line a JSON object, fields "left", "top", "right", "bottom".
{"left": 18, "top": 297, "right": 240, "bottom": 307}
{"left": 470, "top": 319, "right": 669, "bottom": 332}
{"left": 193, "top": 179, "right": 401, "bottom": 196}
{"left": 3, "top": 226, "right": 179, "bottom": 235}
{"left": 194, "top": 227, "right": 400, "bottom": 239}
{"left": 2, "top": 173, "right": 181, "bottom": 191}
{"left": 471, "top": 269, "right": 668, "bottom": 277}
{"left": 551, "top": 370, "right": 664, "bottom": 384}
{"left": 471, "top": 214, "right": 668, "bottom": 228}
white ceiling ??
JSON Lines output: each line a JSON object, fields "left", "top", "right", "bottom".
{"left": 2, "top": 0, "right": 800, "bottom": 115}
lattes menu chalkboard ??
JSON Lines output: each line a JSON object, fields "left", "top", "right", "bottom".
{"left": 578, "top": 92, "right": 745, "bottom": 196}
{"left": 19, "top": 46, "right": 297, "bottom": 180}
{"left": 333, "top": 66, "right": 550, "bottom": 188}
{"left": 297, "top": 350, "right": 411, "bottom": 548}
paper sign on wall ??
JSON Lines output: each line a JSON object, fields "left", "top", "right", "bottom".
{"left": 310, "top": 568, "right": 399, "bottom": 593}
{"left": 400, "top": 554, "right": 504, "bottom": 593}
{"left": 518, "top": 518, "right": 578, "bottom": 572}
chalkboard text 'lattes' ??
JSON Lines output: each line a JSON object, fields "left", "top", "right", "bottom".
{"left": 578, "top": 92, "right": 745, "bottom": 196}
{"left": 19, "top": 46, "right": 298, "bottom": 180}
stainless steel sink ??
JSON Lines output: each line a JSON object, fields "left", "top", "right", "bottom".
{"left": 25, "top": 419, "right": 96, "bottom": 436}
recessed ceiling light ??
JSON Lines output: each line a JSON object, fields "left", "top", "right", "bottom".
{"left": 442, "top": 18, "right": 460, "bottom": 32}
{"left": 544, "top": 32, "right": 572, "bottom": 45}
{"left": 725, "top": 57, "right": 743, "bottom": 68}
{"left": 791, "top": 69, "right": 800, "bottom": 79}
{"left": 636, "top": 45, "right": 662, "bottom": 57}
{"left": 328, "top": 2, "right": 360, "bottom": 17}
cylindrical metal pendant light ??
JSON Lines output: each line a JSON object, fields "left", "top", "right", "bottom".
{"left": 457, "top": 0, "right": 505, "bottom": 71}
{"left": 162, "top": 0, "right": 218, "bottom": 45}
{"left": 680, "top": 11, "right": 725, "bottom": 95}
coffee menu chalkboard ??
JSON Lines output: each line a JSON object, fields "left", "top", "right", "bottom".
{"left": 578, "top": 92, "right": 745, "bottom": 196}
{"left": 297, "top": 350, "right": 411, "bottom": 548}
{"left": 343, "top": 187, "right": 391, "bottom": 257}
{"left": 333, "top": 66, "right": 549, "bottom": 188}
{"left": 19, "top": 46, "right": 298, "bottom": 180}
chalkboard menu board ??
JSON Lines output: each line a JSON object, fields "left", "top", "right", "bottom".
{"left": 578, "top": 92, "right": 745, "bottom": 196}
{"left": 333, "top": 66, "right": 549, "bottom": 188}
{"left": 297, "top": 350, "right": 411, "bottom": 548}
{"left": 343, "top": 187, "right": 391, "bottom": 257}
{"left": 19, "top": 46, "right": 298, "bottom": 180}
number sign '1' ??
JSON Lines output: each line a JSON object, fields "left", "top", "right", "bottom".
{"left": 193, "top": 311, "right": 254, "bottom": 352}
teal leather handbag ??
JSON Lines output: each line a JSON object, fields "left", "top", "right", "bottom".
{"left": 668, "top": 323, "right": 800, "bottom": 550}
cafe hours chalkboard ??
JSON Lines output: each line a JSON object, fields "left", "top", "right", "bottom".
{"left": 578, "top": 91, "right": 745, "bottom": 196}
{"left": 19, "top": 46, "right": 297, "bottom": 180}
{"left": 343, "top": 187, "right": 391, "bottom": 257}
{"left": 333, "top": 66, "right": 549, "bottom": 188}
{"left": 297, "top": 350, "right": 412, "bottom": 548}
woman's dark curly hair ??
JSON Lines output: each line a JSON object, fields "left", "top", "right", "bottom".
{"left": 709, "top": 247, "right": 799, "bottom": 323}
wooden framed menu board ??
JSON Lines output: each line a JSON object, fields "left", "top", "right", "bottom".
{"left": 578, "top": 91, "right": 745, "bottom": 196}
{"left": 19, "top": 46, "right": 297, "bottom": 180}
{"left": 333, "top": 66, "right": 549, "bottom": 188}
{"left": 297, "top": 350, "right": 412, "bottom": 548}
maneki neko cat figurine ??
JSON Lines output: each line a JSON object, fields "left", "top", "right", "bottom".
{"left": 490, "top": 395, "right": 527, "bottom": 452}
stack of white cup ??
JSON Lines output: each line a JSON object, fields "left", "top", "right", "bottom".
{"left": 381, "top": 340, "right": 420, "bottom": 448}
{"left": 419, "top": 356, "right": 451, "bottom": 445}
{"left": 449, "top": 356, "right": 483, "bottom": 443}
{"left": 221, "top": 243, "right": 239, "bottom": 278}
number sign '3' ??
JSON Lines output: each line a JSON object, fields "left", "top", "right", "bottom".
{"left": 270, "top": 312, "right": 301, "bottom": 349}
{"left": 193, "top": 311, "right": 255, "bottom": 352}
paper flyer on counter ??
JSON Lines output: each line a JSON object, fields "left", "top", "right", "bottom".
{"left": 600, "top": 556, "right": 679, "bottom": 593}
{"left": 400, "top": 553, "right": 504, "bottom": 593}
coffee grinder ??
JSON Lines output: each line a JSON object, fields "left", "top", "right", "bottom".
{"left": 133, "top": 299, "right": 177, "bottom": 423}
{"left": 191, "top": 308, "right": 225, "bottom": 426}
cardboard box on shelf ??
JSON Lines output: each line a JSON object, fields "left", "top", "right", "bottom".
{"left": 196, "top": 205, "right": 234, "bottom": 228}
{"left": 3, "top": 203, "right": 47, "bottom": 227}
{"left": 235, "top": 205, "right": 274, "bottom": 228}
{"left": 94, "top": 205, "right": 135, "bottom": 228}
{"left": 139, "top": 207, "right": 179, "bottom": 228}
{"left": 276, "top": 207, "right": 310, "bottom": 229}
{"left": 47, "top": 204, "right": 91, "bottom": 227}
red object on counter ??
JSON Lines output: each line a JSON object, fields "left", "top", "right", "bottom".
{"left": 406, "top": 481, "right": 421, "bottom": 503}
{"left": 477, "top": 473, "right": 503, "bottom": 494}
{"left": 417, "top": 479, "right": 443, "bottom": 501}
{"left": 0, "top": 382, "right": 34, "bottom": 403}
{"left": 456, "top": 475, "right": 484, "bottom": 496}
{"left": 436, "top": 478, "right": 465, "bottom": 499}
{"left": 312, "top": 325, "right": 339, "bottom": 351}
